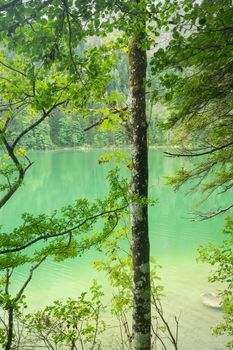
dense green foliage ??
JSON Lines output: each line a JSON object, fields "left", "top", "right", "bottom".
{"left": 0, "top": 169, "right": 128, "bottom": 265}
{"left": 152, "top": 0, "right": 233, "bottom": 217}
{"left": 0, "top": 0, "right": 172, "bottom": 151}
{"left": 199, "top": 216, "right": 233, "bottom": 348}
{"left": 6, "top": 58, "right": 168, "bottom": 150}
{"left": 19, "top": 281, "right": 106, "bottom": 349}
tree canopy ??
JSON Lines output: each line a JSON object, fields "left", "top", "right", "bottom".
{"left": 151, "top": 0, "right": 233, "bottom": 218}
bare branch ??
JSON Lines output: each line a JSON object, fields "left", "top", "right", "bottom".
{"left": 192, "top": 203, "right": 233, "bottom": 221}
{"left": 15, "top": 257, "right": 47, "bottom": 302}
{"left": 152, "top": 294, "right": 179, "bottom": 350}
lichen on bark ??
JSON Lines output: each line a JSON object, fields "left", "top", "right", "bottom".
{"left": 128, "top": 8, "right": 151, "bottom": 350}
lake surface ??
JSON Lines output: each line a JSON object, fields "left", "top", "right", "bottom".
{"left": 0, "top": 150, "right": 227, "bottom": 349}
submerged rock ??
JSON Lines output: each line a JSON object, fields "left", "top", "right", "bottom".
{"left": 201, "top": 292, "right": 223, "bottom": 310}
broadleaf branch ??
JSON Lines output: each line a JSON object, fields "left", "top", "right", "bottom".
{"left": 0, "top": 205, "right": 127, "bottom": 255}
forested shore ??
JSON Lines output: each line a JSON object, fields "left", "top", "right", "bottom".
{"left": 15, "top": 106, "right": 170, "bottom": 150}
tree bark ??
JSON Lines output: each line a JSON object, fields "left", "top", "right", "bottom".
{"left": 128, "top": 19, "right": 151, "bottom": 350}
{"left": 5, "top": 306, "right": 13, "bottom": 350}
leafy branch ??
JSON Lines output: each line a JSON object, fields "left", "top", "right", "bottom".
{"left": 164, "top": 140, "right": 233, "bottom": 158}
{"left": 0, "top": 169, "right": 129, "bottom": 262}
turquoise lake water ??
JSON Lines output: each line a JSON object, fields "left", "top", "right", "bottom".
{"left": 0, "top": 149, "right": 227, "bottom": 349}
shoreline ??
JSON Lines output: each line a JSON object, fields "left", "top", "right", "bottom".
{"left": 26, "top": 144, "right": 177, "bottom": 153}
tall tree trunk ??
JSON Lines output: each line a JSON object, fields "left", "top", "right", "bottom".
{"left": 129, "top": 17, "right": 151, "bottom": 350}
{"left": 5, "top": 306, "right": 13, "bottom": 350}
